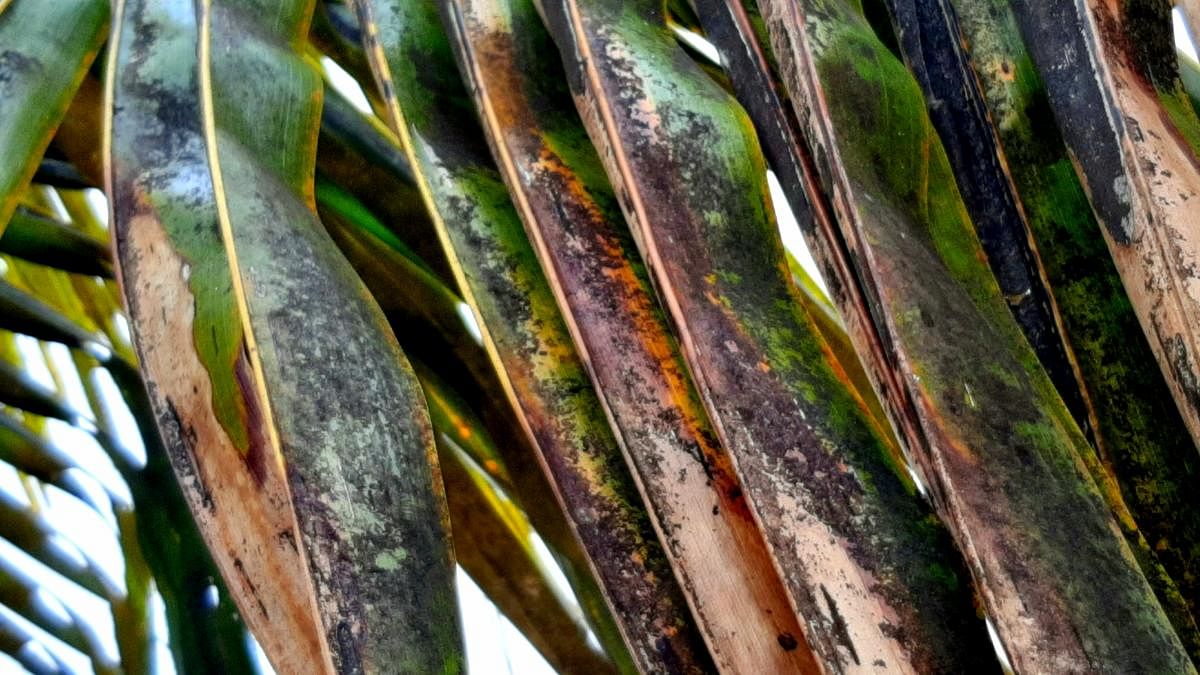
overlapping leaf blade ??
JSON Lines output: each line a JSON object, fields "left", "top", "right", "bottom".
{"left": 886, "top": 0, "right": 1200, "bottom": 657}
{"left": 317, "top": 165, "right": 612, "bottom": 670}
{"left": 312, "top": 105, "right": 629, "bottom": 663}
{"left": 1006, "top": 0, "right": 1200, "bottom": 453}
{"left": 107, "top": 2, "right": 331, "bottom": 668}
{"left": 743, "top": 0, "right": 1192, "bottom": 669}
{"left": 1, "top": 0, "right": 1197, "bottom": 671}
{"left": 439, "top": 0, "right": 817, "bottom": 670}
{"left": 107, "top": 0, "right": 462, "bottom": 670}
{"left": 351, "top": 0, "right": 714, "bottom": 669}
{"left": 534, "top": 1, "right": 1002, "bottom": 672}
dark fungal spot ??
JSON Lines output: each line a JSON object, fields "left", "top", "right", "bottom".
{"left": 1165, "top": 333, "right": 1200, "bottom": 415}
{"left": 232, "top": 558, "right": 268, "bottom": 619}
{"left": 0, "top": 50, "right": 39, "bottom": 87}
{"left": 822, "top": 584, "right": 860, "bottom": 664}
{"left": 335, "top": 620, "right": 365, "bottom": 675}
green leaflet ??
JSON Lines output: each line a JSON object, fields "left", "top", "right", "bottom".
{"left": 0, "top": 410, "right": 87, "bottom": 497}
{"left": 317, "top": 178, "right": 437, "bottom": 277}
{"left": 0, "top": 0, "right": 108, "bottom": 231}
{"left": 1004, "top": 0, "right": 1200, "bottom": 455}
{"left": 319, "top": 189, "right": 518, "bottom": 490}
{"left": 314, "top": 118, "right": 622, "bottom": 655}
{"left": 311, "top": 0, "right": 378, "bottom": 92}
{"left": 319, "top": 178, "right": 626, "bottom": 674}
{"left": 315, "top": 81, "right": 454, "bottom": 281}
{"left": 0, "top": 349, "right": 148, "bottom": 671}
{"left": 107, "top": 0, "right": 251, "bottom": 454}
{"left": 0, "top": 208, "right": 113, "bottom": 278}
{"left": 107, "top": 17, "right": 276, "bottom": 640}
{"left": 876, "top": 0, "right": 1095, "bottom": 453}
{"left": 0, "top": 278, "right": 111, "bottom": 358}
{"left": 0, "top": 606, "right": 73, "bottom": 675}
{"left": 785, "top": 251, "right": 896, "bottom": 446}
{"left": 0, "top": 551, "right": 115, "bottom": 674}
{"left": 0, "top": 359, "right": 77, "bottom": 422}
{"left": 318, "top": 204, "right": 520, "bottom": 489}
{"left": 1, "top": 226, "right": 253, "bottom": 671}
{"left": 0, "top": 487, "right": 109, "bottom": 598}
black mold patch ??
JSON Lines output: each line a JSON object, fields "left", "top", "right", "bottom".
{"left": 1010, "top": 0, "right": 1135, "bottom": 244}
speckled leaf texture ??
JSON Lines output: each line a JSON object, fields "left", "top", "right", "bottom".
{"left": 106, "top": 0, "right": 461, "bottom": 672}
{"left": 1005, "top": 0, "right": 1200, "bottom": 455}
{"left": 740, "top": 0, "right": 1193, "bottom": 671}
{"left": 878, "top": 0, "right": 1093, "bottom": 448}
{"left": 692, "top": 0, "right": 932, "bottom": 464}
{"left": 439, "top": 0, "right": 818, "bottom": 670}
{"left": 10, "top": 0, "right": 1200, "bottom": 671}
{"left": 534, "top": 0, "right": 1001, "bottom": 672}
{"left": 892, "top": 0, "right": 1200, "bottom": 659}
{"left": 313, "top": 91, "right": 632, "bottom": 671}
{"left": 351, "top": 0, "right": 712, "bottom": 670}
